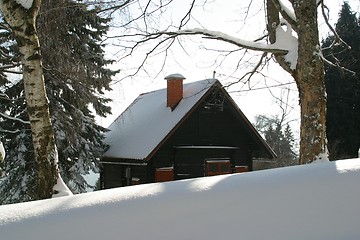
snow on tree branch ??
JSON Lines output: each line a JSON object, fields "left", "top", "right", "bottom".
{"left": 165, "top": 28, "right": 289, "bottom": 54}
{"left": 0, "top": 112, "right": 30, "bottom": 125}
{"left": 158, "top": 23, "right": 298, "bottom": 70}
{"left": 277, "top": 0, "right": 296, "bottom": 22}
{"left": 15, "top": 0, "right": 33, "bottom": 9}
{"left": 0, "top": 141, "right": 5, "bottom": 161}
{"left": 273, "top": 0, "right": 297, "bottom": 32}
{"left": 275, "top": 19, "right": 298, "bottom": 70}
{"left": 52, "top": 173, "right": 73, "bottom": 198}
{"left": 52, "top": 147, "right": 73, "bottom": 198}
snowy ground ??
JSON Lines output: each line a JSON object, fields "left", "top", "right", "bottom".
{"left": 1, "top": 158, "right": 360, "bottom": 240}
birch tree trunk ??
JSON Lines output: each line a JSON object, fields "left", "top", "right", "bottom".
{"left": 0, "top": 0, "right": 58, "bottom": 199}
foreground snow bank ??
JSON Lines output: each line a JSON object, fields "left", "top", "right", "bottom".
{"left": 1, "top": 159, "right": 360, "bottom": 240}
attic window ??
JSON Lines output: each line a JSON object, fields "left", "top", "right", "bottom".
{"left": 205, "top": 159, "right": 231, "bottom": 176}
{"left": 204, "top": 90, "right": 224, "bottom": 112}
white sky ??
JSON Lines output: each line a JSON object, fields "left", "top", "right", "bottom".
{"left": 98, "top": 0, "right": 359, "bottom": 146}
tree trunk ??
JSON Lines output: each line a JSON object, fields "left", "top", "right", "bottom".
{"left": 294, "top": 1, "right": 327, "bottom": 164}
{"left": 0, "top": 0, "right": 58, "bottom": 199}
{"left": 297, "top": 80, "right": 327, "bottom": 164}
{"left": 267, "top": 0, "right": 327, "bottom": 164}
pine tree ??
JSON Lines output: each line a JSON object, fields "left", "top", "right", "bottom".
{"left": 322, "top": 3, "right": 360, "bottom": 160}
{"left": 255, "top": 115, "right": 298, "bottom": 168}
{"left": 0, "top": 0, "right": 116, "bottom": 203}
{"left": 280, "top": 124, "right": 297, "bottom": 162}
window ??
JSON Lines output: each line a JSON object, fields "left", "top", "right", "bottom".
{"left": 205, "top": 159, "right": 231, "bottom": 176}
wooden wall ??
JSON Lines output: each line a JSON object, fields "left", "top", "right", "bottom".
{"left": 149, "top": 90, "right": 258, "bottom": 180}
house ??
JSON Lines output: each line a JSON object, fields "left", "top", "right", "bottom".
{"left": 101, "top": 74, "right": 276, "bottom": 189}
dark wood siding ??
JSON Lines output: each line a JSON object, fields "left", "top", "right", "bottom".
{"left": 173, "top": 148, "right": 236, "bottom": 180}
{"left": 102, "top": 163, "right": 148, "bottom": 188}
{"left": 149, "top": 90, "right": 257, "bottom": 180}
{"left": 130, "top": 165, "right": 148, "bottom": 185}
{"left": 103, "top": 164, "right": 124, "bottom": 189}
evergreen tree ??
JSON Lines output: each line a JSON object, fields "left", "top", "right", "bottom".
{"left": 322, "top": 3, "right": 360, "bottom": 160}
{"left": 255, "top": 115, "right": 298, "bottom": 168}
{"left": 280, "top": 124, "right": 297, "bottom": 161}
{"left": 0, "top": 0, "right": 116, "bottom": 203}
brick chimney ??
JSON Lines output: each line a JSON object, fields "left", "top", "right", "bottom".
{"left": 165, "top": 73, "right": 186, "bottom": 110}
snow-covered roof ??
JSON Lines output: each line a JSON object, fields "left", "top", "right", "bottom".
{"left": 104, "top": 79, "right": 218, "bottom": 160}
{"left": 1, "top": 159, "right": 360, "bottom": 240}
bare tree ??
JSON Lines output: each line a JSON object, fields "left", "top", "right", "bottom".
{"left": 0, "top": 0, "right": 61, "bottom": 199}
{"left": 103, "top": 0, "right": 337, "bottom": 164}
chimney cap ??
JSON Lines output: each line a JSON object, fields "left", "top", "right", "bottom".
{"left": 164, "top": 73, "right": 186, "bottom": 81}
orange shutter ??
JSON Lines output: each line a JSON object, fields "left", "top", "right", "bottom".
{"left": 205, "top": 160, "right": 231, "bottom": 176}
{"left": 155, "top": 167, "right": 174, "bottom": 182}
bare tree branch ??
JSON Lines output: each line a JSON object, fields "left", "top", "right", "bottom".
{"left": 320, "top": 1, "right": 350, "bottom": 50}
{"left": 93, "top": 0, "right": 133, "bottom": 15}
{"left": 316, "top": 46, "right": 356, "bottom": 76}
{"left": 178, "top": 0, "right": 196, "bottom": 29}
{"left": 226, "top": 52, "right": 268, "bottom": 88}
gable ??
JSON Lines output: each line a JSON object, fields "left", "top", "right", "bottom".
{"left": 216, "top": 88, "right": 277, "bottom": 158}
{"left": 158, "top": 88, "right": 276, "bottom": 159}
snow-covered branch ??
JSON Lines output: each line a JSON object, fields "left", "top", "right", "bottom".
{"left": 0, "top": 112, "right": 30, "bottom": 125}
{"left": 161, "top": 28, "right": 289, "bottom": 54}
{"left": 0, "top": 63, "right": 21, "bottom": 71}
{"left": 0, "top": 141, "right": 5, "bottom": 161}
{"left": 0, "top": 128, "right": 24, "bottom": 134}
{"left": 273, "top": 0, "right": 297, "bottom": 31}
{"left": 111, "top": 25, "right": 297, "bottom": 81}
{"left": 172, "top": 25, "right": 298, "bottom": 70}
{"left": 277, "top": 0, "right": 296, "bottom": 21}
{"left": 14, "top": 0, "right": 34, "bottom": 10}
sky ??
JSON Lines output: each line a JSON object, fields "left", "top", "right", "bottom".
{"left": 97, "top": 0, "right": 359, "bottom": 144}
{"left": 1, "top": 158, "right": 360, "bottom": 239}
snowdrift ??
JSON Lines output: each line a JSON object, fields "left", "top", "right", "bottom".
{"left": 1, "top": 159, "right": 360, "bottom": 240}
